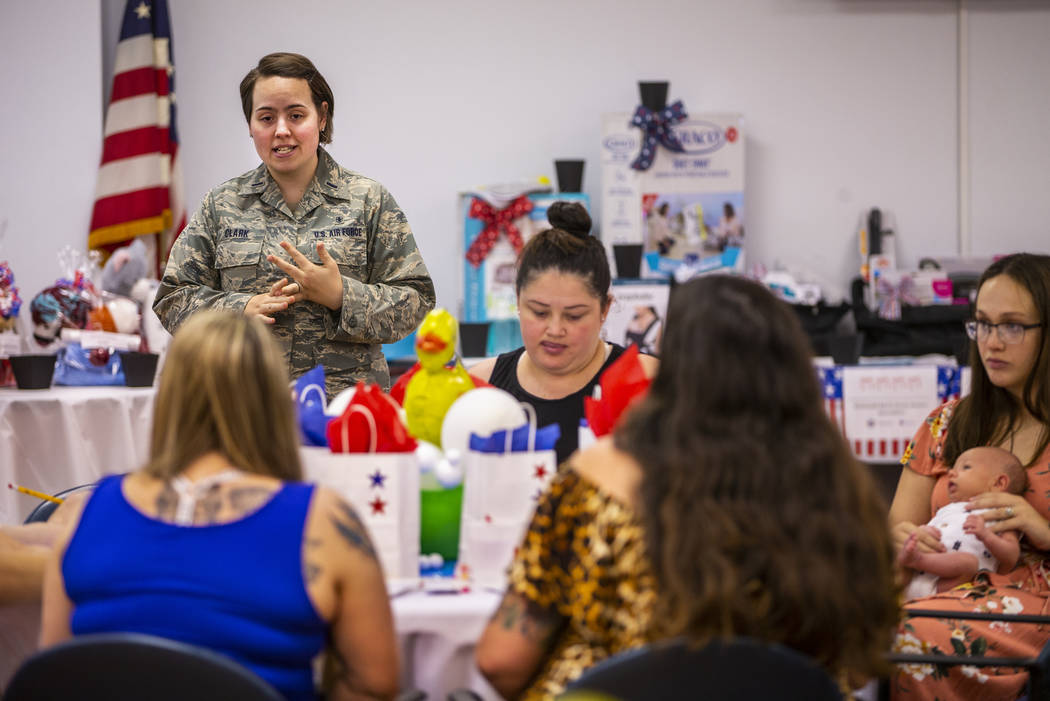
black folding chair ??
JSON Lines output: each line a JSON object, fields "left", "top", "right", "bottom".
{"left": 882, "top": 608, "right": 1050, "bottom": 701}
{"left": 3, "top": 632, "right": 284, "bottom": 701}
{"left": 559, "top": 637, "right": 843, "bottom": 700}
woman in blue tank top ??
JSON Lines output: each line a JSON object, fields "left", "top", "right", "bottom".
{"left": 39, "top": 310, "right": 399, "bottom": 701}
{"left": 471, "top": 202, "right": 659, "bottom": 464}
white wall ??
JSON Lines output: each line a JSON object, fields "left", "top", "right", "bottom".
{"left": 0, "top": 1, "right": 102, "bottom": 330}
{"left": 4, "top": 0, "right": 1049, "bottom": 333}
{"left": 967, "top": 1, "right": 1050, "bottom": 258}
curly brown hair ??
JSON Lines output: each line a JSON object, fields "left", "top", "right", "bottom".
{"left": 615, "top": 275, "right": 900, "bottom": 681}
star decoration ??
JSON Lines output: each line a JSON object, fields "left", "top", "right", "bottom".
{"left": 533, "top": 464, "right": 548, "bottom": 480}
{"left": 368, "top": 470, "right": 387, "bottom": 488}
{"left": 134, "top": 1, "right": 151, "bottom": 19}
{"left": 369, "top": 496, "right": 387, "bottom": 515}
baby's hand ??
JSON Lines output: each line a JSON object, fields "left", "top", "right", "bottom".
{"left": 898, "top": 531, "right": 922, "bottom": 568}
{"left": 963, "top": 514, "right": 989, "bottom": 539}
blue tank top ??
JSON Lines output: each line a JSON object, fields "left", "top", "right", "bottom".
{"left": 63, "top": 475, "right": 326, "bottom": 701}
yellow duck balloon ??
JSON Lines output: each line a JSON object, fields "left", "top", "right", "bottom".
{"left": 403, "top": 308, "right": 476, "bottom": 448}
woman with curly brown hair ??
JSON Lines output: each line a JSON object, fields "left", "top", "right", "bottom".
{"left": 476, "top": 274, "right": 900, "bottom": 698}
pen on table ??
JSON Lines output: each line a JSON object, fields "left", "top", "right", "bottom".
{"left": 7, "top": 483, "right": 65, "bottom": 504}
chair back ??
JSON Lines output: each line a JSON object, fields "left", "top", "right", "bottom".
{"left": 3, "top": 632, "right": 285, "bottom": 701}
{"left": 561, "top": 637, "right": 842, "bottom": 701}
{"left": 23, "top": 483, "right": 97, "bottom": 523}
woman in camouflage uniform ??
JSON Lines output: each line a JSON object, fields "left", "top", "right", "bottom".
{"left": 155, "top": 52, "right": 434, "bottom": 399}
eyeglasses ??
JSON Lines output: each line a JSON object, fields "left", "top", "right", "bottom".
{"left": 965, "top": 320, "right": 1044, "bottom": 345}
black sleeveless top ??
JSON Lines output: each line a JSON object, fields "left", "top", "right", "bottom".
{"left": 488, "top": 344, "right": 626, "bottom": 464}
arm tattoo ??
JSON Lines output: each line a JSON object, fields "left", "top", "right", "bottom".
{"left": 302, "top": 537, "right": 323, "bottom": 584}
{"left": 491, "top": 592, "right": 562, "bottom": 647}
{"left": 331, "top": 501, "right": 377, "bottom": 560}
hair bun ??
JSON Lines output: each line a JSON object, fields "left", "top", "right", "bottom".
{"left": 547, "top": 201, "right": 592, "bottom": 239}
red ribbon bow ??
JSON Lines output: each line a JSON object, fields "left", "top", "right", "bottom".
{"left": 465, "top": 195, "right": 533, "bottom": 267}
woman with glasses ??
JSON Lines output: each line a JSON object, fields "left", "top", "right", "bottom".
{"left": 888, "top": 252, "right": 1050, "bottom": 700}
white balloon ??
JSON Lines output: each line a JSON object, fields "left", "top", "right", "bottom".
{"left": 416, "top": 441, "right": 444, "bottom": 489}
{"left": 415, "top": 440, "right": 443, "bottom": 473}
{"left": 434, "top": 449, "right": 464, "bottom": 488}
{"left": 325, "top": 386, "right": 356, "bottom": 417}
{"left": 440, "top": 387, "right": 525, "bottom": 454}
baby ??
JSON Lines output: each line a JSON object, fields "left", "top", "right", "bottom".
{"left": 901, "top": 445, "right": 1027, "bottom": 601}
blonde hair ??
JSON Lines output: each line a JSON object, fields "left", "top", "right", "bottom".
{"left": 145, "top": 310, "right": 302, "bottom": 481}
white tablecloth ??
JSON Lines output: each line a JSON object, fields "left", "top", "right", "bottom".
{"left": 393, "top": 589, "right": 502, "bottom": 700}
{"left": 0, "top": 386, "right": 155, "bottom": 525}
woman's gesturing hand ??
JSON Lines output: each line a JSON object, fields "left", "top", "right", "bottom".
{"left": 244, "top": 277, "right": 297, "bottom": 324}
{"left": 968, "top": 493, "right": 1050, "bottom": 551}
{"left": 267, "top": 241, "right": 344, "bottom": 311}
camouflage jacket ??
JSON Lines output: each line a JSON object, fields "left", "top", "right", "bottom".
{"left": 154, "top": 148, "right": 435, "bottom": 397}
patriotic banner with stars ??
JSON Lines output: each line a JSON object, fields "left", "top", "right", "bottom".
{"left": 820, "top": 364, "right": 965, "bottom": 463}
{"left": 844, "top": 365, "right": 938, "bottom": 462}
{"left": 300, "top": 447, "right": 420, "bottom": 579}
{"left": 819, "top": 366, "right": 847, "bottom": 438}
{"left": 89, "top": 0, "right": 186, "bottom": 274}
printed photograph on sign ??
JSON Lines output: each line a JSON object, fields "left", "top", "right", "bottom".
{"left": 643, "top": 191, "right": 745, "bottom": 259}
{"left": 602, "top": 281, "right": 671, "bottom": 356}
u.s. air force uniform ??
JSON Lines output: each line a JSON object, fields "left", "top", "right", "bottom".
{"left": 154, "top": 147, "right": 435, "bottom": 398}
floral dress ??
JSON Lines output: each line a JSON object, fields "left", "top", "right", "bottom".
{"left": 892, "top": 400, "right": 1050, "bottom": 700}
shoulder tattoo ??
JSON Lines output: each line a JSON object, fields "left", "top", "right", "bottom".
{"left": 331, "top": 500, "right": 377, "bottom": 560}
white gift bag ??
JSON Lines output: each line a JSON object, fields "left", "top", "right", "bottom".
{"left": 457, "top": 404, "right": 557, "bottom": 589}
{"left": 300, "top": 406, "right": 420, "bottom": 580}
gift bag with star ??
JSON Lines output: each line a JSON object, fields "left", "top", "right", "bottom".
{"left": 456, "top": 404, "right": 558, "bottom": 590}
{"left": 301, "top": 396, "right": 420, "bottom": 580}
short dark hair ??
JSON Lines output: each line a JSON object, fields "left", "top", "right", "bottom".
{"left": 240, "top": 52, "right": 334, "bottom": 144}
{"left": 515, "top": 202, "right": 610, "bottom": 311}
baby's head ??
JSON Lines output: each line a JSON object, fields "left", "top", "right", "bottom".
{"left": 947, "top": 446, "right": 1027, "bottom": 501}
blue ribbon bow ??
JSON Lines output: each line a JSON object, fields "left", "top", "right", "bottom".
{"left": 629, "top": 100, "right": 688, "bottom": 171}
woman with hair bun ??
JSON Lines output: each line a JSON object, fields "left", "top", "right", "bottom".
{"left": 471, "top": 201, "right": 658, "bottom": 464}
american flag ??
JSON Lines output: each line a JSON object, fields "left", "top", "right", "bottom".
{"left": 819, "top": 366, "right": 847, "bottom": 438}
{"left": 88, "top": 0, "right": 185, "bottom": 275}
